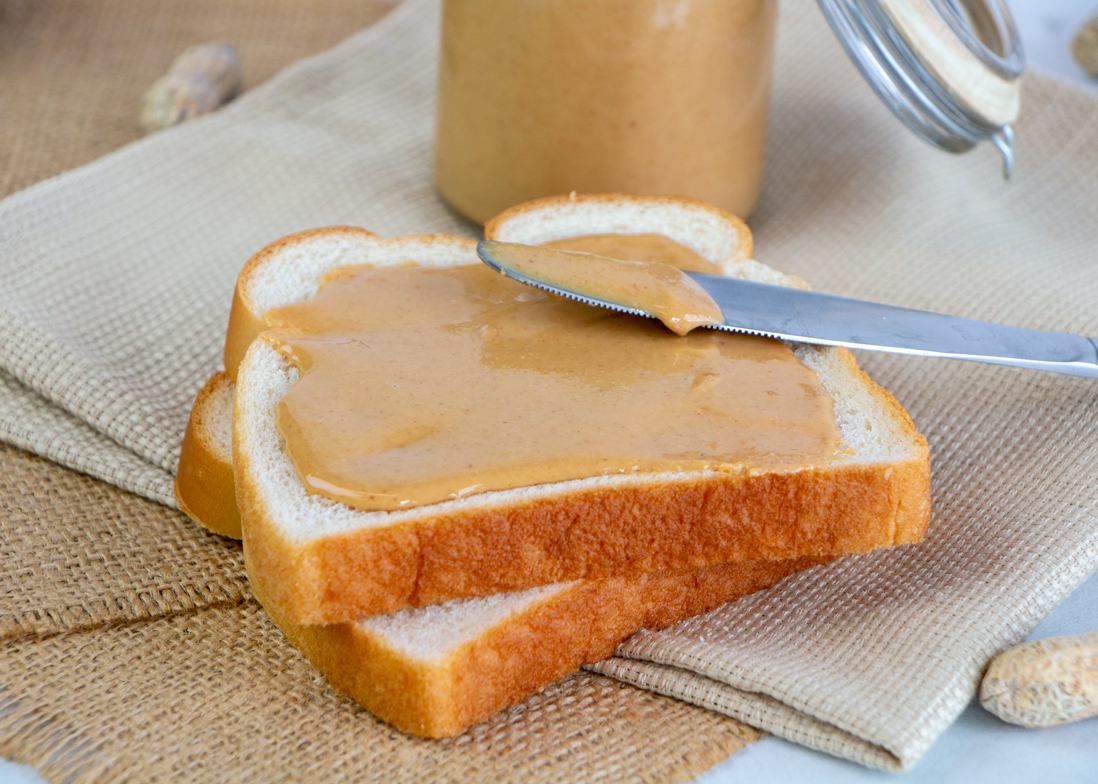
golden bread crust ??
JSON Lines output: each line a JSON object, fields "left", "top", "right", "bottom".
{"left": 178, "top": 372, "right": 846, "bottom": 738}
{"left": 178, "top": 378, "right": 836, "bottom": 738}
{"left": 174, "top": 371, "right": 241, "bottom": 538}
{"left": 828, "top": 346, "right": 931, "bottom": 544}
{"left": 239, "top": 429, "right": 928, "bottom": 624}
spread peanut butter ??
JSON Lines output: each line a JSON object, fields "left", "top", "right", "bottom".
{"left": 434, "top": 0, "right": 778, "bottom": 224}
{"left": 263, "top": 234, "right": 842, "bottom": 512}
{"left": 481, "top": 240, "right": 725, "bottom": 335}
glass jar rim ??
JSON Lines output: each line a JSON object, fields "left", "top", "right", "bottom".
{"left": 817, "top": 0, "right": 1024, "bottom": 177}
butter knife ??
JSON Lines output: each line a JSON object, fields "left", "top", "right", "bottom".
{"left": 477, "top": 240, "right": 1098, "bottom": 379}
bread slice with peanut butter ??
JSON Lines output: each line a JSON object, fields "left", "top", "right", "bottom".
{"left": 228, "top": 195, "right": 930, "bottom": 627}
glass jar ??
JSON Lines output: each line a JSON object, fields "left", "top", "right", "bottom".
{"left": 434, "top": 0, "right": 778, "bottom": 225}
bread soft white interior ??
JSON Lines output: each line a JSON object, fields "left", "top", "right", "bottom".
{"left": 248, "top": 233, "right": 480, "bottom": 317}
{"left": 483, "top": 194, "right": 754, "bottom": 263}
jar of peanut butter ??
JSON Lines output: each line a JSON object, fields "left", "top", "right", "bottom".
{"left": 434, "top": 0, "right": 1024, "bottom": 225}
{"left": 435, "top": 0, "right": 778, "bottom": 225}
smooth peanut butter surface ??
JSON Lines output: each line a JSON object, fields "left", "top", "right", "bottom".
{"left": 482, "top": 239, "right": 725, "bottom": 335}
{"left": 263, "top": 235, "right": 842, "bottom": 512}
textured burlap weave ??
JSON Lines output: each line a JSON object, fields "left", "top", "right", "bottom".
{"left": 0, "top": 601, "right": 755, "bottom": 783}
{"left": 2, "top": 0, "right": 1097, "bottom": 776}
{"left": 0, "top": 0, "right": 397, "bottom": 198}
{"left": 0, "top": 441, "right": 248, "bottom": 639}
{"left": 0, "top": 0, "right": 396, "bottom": 503}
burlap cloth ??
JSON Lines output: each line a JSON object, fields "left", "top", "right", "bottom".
{"left": 1, "top": 0, "right": 1096, "bottom": 776}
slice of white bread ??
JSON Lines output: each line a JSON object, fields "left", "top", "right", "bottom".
{"left": 258, "top": 553, "right": 830, "bottom": 738}
{"left": 233, "top": 196, "right": 930, "bottom": 626}
{"left": 176, "top": 371, "right": 830, "bottom": 736}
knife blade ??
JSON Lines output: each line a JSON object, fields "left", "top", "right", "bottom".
{"left": 476, "top": 240, "right": 1098, "bottom": 378}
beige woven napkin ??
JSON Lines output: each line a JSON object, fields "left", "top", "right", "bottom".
{"left": 1, "top": 0, "right": 1097, "bottom": 773}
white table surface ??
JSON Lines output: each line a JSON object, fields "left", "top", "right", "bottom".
{"left": 3, "top": 1, "right": 1097, "bottom": 781}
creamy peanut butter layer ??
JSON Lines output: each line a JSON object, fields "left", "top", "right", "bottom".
{"left": 263, "top": 234, "right": 842, "bottom": 511}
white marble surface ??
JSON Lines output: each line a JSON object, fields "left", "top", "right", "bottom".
{"left": 1010, "top": 0, "right": 1098, "bottom": 87}
{"left": 3, "top": 1, "right": 1097, "bottom": 781}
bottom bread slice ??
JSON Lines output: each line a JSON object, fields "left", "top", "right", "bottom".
{"left": 251, "top": 549, "right": 828, "bottom": 738}
{"left": 175, "top": 371, "right": 240, "bottom": 538}
{"left": 177, "top": 371, "right": 830, "bottom": 736}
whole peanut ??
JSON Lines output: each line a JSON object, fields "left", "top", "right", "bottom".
{"left": 980, "top": 630, "right": 1098, "bottom": 728}
{"left": 1073, "top": 14, "right": 1098, "bottom": 77}
{"left": 141, "top": 44, "right": 242, "bottom": 133}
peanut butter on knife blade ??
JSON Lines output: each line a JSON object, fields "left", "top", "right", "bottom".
{"left": 478, "top": 239, "right": 726, "bottom": 335}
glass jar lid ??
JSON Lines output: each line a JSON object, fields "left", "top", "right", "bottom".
{"left": 817, "top": 0, "right": 1024, "bottom": 177}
